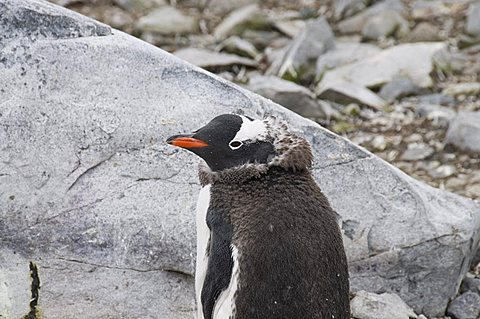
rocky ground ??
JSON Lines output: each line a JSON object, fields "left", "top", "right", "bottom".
{"left": 46, "top": 0, "right": 480, "bottom": 318}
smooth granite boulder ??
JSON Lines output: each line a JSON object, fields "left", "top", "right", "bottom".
{"left": 1, "top": 0, "right": 479, "bottom": 318}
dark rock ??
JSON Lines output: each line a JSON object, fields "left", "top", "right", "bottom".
{"left": 447, "top": 291, "right": 480, "bottom": 319}
{"left": 460, "top": 274, "right": 480, "bottom": 295}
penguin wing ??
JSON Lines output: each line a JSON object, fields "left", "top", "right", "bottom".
{"left": 200, "top": 207, "right": 234, "bottom": 319}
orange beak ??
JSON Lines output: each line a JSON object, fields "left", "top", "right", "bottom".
{"left": 166, "top": 135, "right": 209, "bottom": 149}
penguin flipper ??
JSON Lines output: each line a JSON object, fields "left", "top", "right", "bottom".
{"left": 201, "top": 207, "right": 234, "bottom": 319}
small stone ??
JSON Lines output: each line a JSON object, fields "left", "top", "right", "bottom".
{"left": 428, "top": 164, "right": 456, "bottom": 179}
{"left": 416, "top": 93, "right": 456, "bottom": 106}
{"left": 206, "top": 0, "right": 258, "bottom": 15}
{"left": 466, "top": 2, "right": 480, "bottom": 37}
{"left": 371, "top": 136, "right": 387, "bottom": 151}
{"left": 472, "top": 171, "right": 480, "bottom": 183}
{"left": 412, "top": 0, "right": 451, "bottom": 19}
{"left": 274, "top": 19, "right": 306, "bottom": 38}
{"left": 445, "top": 111, "right": 480, "bottom": 153}
{"left": 466, "top": 184, "right": 480, "bottom": 199}
{"left": 136, "top": 6, "right": 198, "bottom": 35}
{"left": 338, "top": 0, "right": 406, "bottom": 34}
{"left": 114, "top": 0, "right": 166, "bottom": 11}
{"left": 460, "top": 274, "right": 480, "bottom": 295}
{"left": 220, "top": 36, "right": 259, "bottom": 58}
{"left": 404, "top": 133, "right": 423, "bottom": 143}
{"left": 362, "top": 10, "right": 409, "bottom": 40}
{"left": 401, "top": 143, "right": 434, "bottom": 161}
{"left": 173, "top": 48, "right": 257, "bottom": 68}
{"left": 334, "top": 0, "right": 367, "bottom": 20}
{"left": 350, "top": 290, "right": 417, "bottom": 319}
{"left": 405, "top": 22, "right": 443, "bottom": 42}
{"left": 343, "top": 103, "right": 361, "bottom": 116}
{"left": 102, "top": 6, "right": 134, "bottom": 30}
{"left": 445, "top": 175, "right": 469, "bottom": 190}
{"left": 416, "top": 104, "right": 456, "bottom": 126}
{"left": 447, "top": 291, "right": 480, "bottom": 319}
{"left": 443, "top": 83, "right": 480, "bottom": 97}
{"left": 379, "top": 75, "right": 419, "bottom": 103}
{"left": 242, "top": 30, "right": 284, "bottom": 50}
{"left": 213, "top": 4, "right": 268, "bottom": 39}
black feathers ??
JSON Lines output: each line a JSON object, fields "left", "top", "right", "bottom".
{"left": 201, "top": 207, "right": 234, "bottom": 319}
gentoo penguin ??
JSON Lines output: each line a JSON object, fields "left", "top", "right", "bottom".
{"left": 166, "top": 114, "right": 350, "bottom": 319}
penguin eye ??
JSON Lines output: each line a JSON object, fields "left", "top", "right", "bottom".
{"left": 229, "top": 141, "right": 243, "bottom": 149}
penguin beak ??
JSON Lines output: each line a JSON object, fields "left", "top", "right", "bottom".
{"left": 166, "top": 134, "right": 209, "bottom": 149}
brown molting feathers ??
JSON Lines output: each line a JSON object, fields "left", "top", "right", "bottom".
{"left": 199, "top": 115, "right": 313, "bottom": 185}
{"left": 263, "top": 116, "right": 313, "bottom": 172}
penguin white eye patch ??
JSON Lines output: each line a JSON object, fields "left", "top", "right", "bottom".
{"left": 229, "top": 140, "right": 243, "bottom": 150}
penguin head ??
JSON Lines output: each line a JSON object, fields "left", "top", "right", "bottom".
{"left": 166, "top": 114, "right": 276, "bottom": 172}
{"left": 167, "top": 114, "right": 312, "bottom": 172}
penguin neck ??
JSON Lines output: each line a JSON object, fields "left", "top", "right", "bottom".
{"left": 198, "top": 163, "right": 311, "bottom": 186}
{"left": 199, "top": 163, "right": 269, "bottom": 186}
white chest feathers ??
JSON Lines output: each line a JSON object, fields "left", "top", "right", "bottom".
{"left": 195, "top": 185, "right": 211, "bottom": 319}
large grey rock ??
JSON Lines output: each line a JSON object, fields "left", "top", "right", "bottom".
{"left": 350, "top": 291, "right": 417, "bottom": 319}
{"left": 466, "top": 2, "right": 480, "bottom": 37}
{"left": 445, "top": 111, "right": 480, "bottom": 154}
{"left": 317, "top": 42, "right": 447, "bottom": 91}
{"left": 267, "top": 17, "right": 335, "bottom": 81}
{"left": 1, "top": 0, "right": 480, "bottom": 318}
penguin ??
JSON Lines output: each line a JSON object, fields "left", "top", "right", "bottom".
{"left": 166, "top": 114, "right": 350, "bottom": 319}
